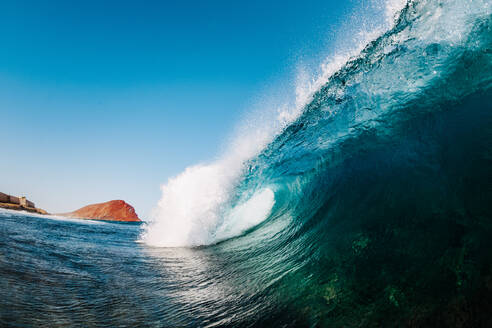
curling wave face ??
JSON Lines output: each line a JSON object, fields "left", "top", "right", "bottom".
{"left": 140, "top": 0, "right": 492, "bottom": 325}
{"left": 143, "top": 0, "right": 491, "bottom": 247}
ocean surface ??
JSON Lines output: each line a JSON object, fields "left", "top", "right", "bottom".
{"left": 2, "top": 0, "right": 492, "bottom": 326}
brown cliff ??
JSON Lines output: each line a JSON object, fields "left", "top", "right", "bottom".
{"left": 0, "top": 192, "right": 48, "bottom": 215}
{"left": 63, "top": 200, "right": 140, "bottom": 222}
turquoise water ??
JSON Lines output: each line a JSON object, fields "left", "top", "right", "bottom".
{"left": 2, "top": 0, "right": 492, "bottom": 326}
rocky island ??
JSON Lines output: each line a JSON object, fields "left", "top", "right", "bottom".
{"left": 62, "top": 200, "right": 141, "bottom": 222}
{"left": 0, "top": 192, "right": 48, "bottom": 215}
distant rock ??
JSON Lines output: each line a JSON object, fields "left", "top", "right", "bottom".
{"left": 63, "top": 200, "right": 141, "bottom": 222}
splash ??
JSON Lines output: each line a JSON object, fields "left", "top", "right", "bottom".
{"left": 142, "top": 126, "right": 278, "bottom": 247}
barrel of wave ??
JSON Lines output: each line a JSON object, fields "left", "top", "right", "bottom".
{"left": 142, "top": 173, "right": 275, "bottom": 248}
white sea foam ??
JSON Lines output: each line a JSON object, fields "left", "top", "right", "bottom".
{"left": 142, "top": 134, "right": 276, "bottom": 247}
{"left": 142, "top": 0, "right": 407, "bottom": 247}
{"left": 215, "top": 188, "right": 275, "bottom": 242}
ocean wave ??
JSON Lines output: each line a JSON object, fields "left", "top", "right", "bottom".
{"left": 142, "top": 0, "right": 491, "bottom": 254}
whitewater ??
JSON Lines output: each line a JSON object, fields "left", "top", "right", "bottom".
{"left": 2, "top": 0, "right": 492, "bottom": 326}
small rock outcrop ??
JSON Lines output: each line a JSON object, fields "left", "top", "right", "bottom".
{"left": 63, "top": 200, "right": 141, "bottom": 222}
{"left": 0, "top": 192, "right": 48, "bottom": 215}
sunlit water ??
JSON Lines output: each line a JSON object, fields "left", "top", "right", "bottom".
{"left": 0, "top": 211, "right": 284, "bottom": 327}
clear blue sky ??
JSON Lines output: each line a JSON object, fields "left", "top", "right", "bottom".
{"left": 0, "top": 0, "right": 383, "bottom": 218}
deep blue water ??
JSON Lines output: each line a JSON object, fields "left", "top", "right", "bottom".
{"left": 2, "top": 0, "right": 492, "bottom": 326}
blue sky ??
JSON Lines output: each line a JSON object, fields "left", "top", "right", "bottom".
{"left": 0, "top": 0, "right": 382, "bottom": 217}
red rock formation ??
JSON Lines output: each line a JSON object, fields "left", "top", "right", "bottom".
{"left": 64, "top": 200, "right": 141, "bottom": 222}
